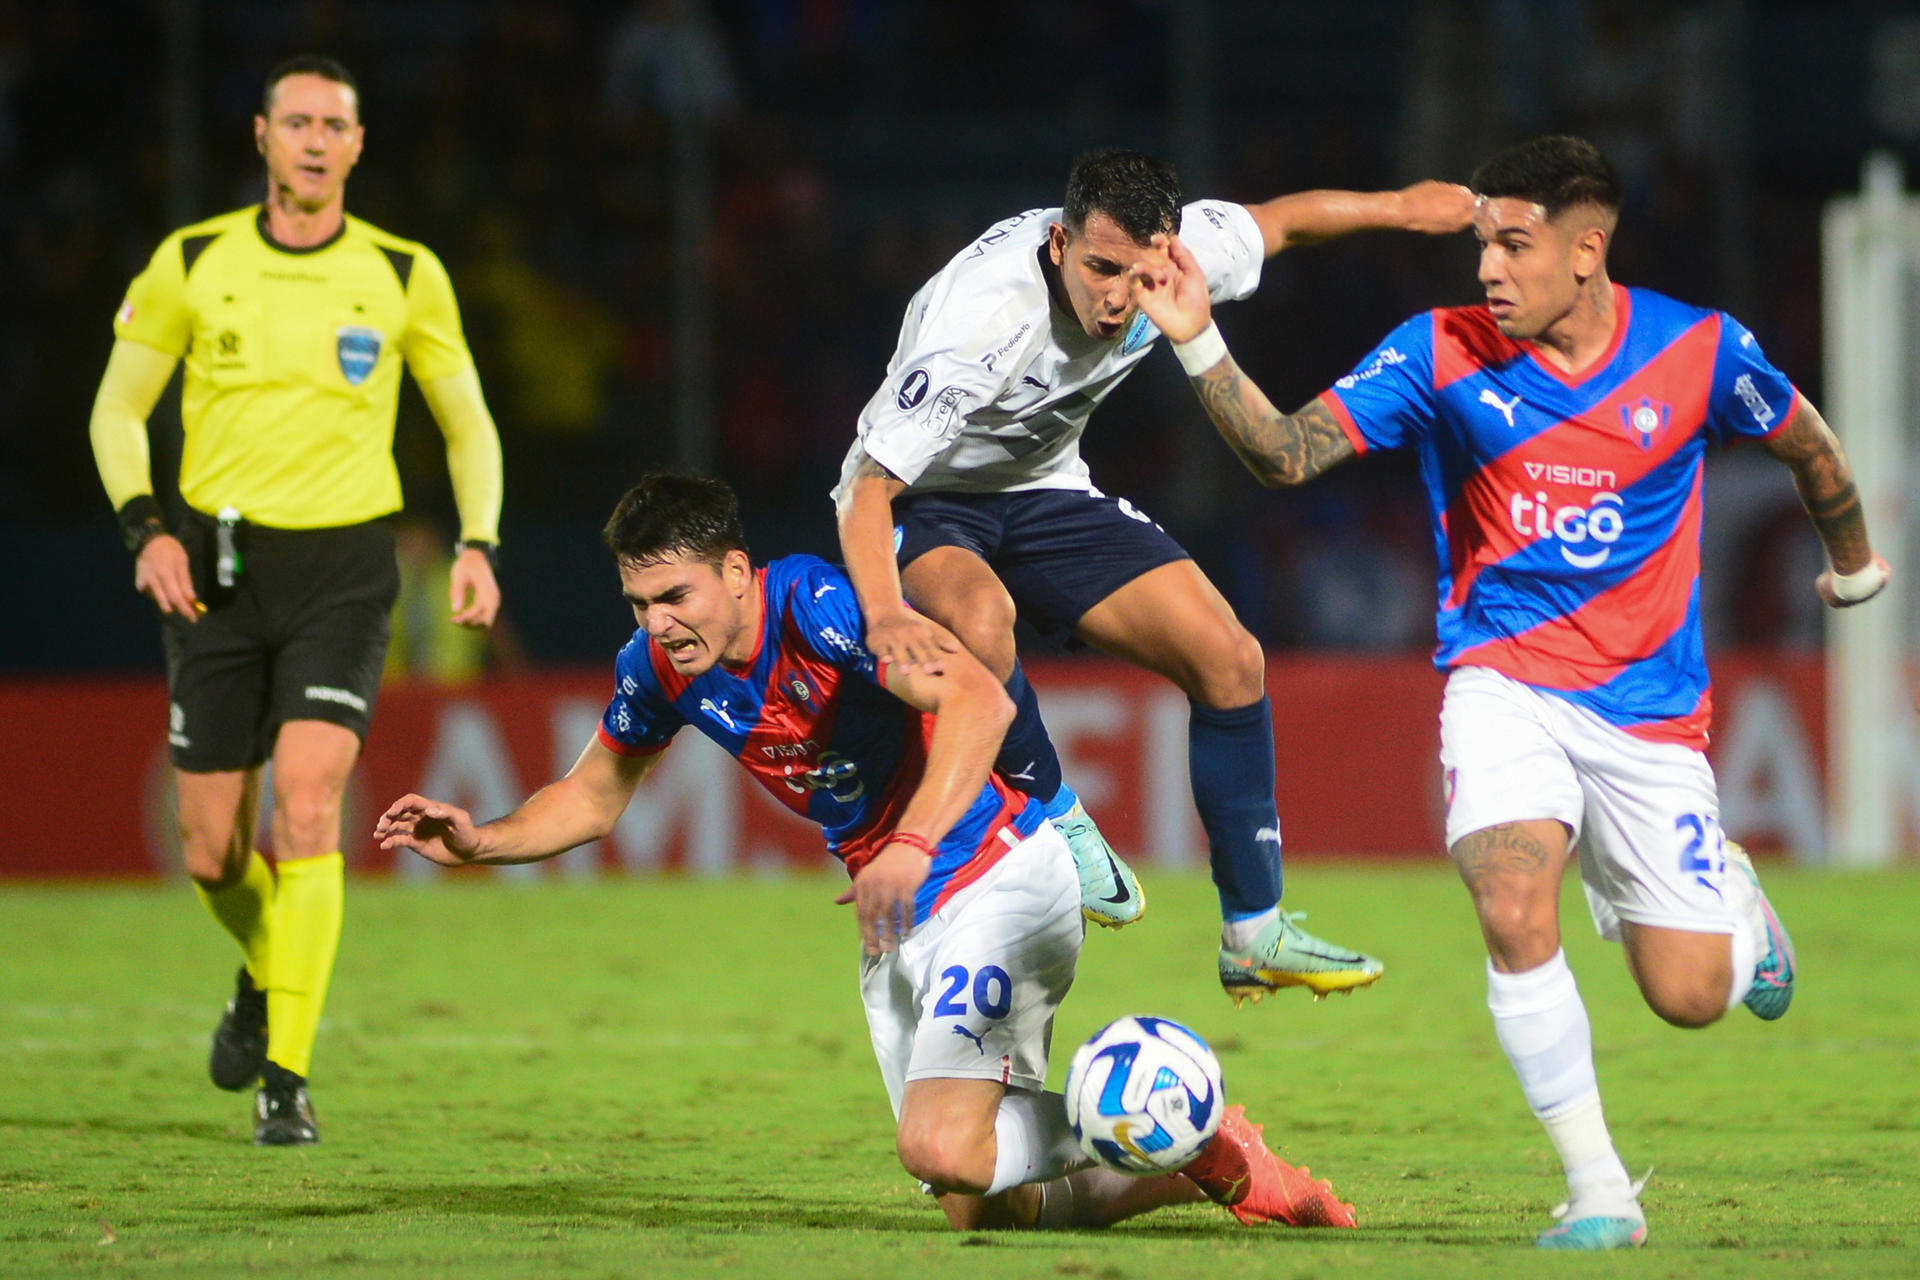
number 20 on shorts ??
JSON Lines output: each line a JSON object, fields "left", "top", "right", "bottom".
{"left": 934, "top": 964, "right": 1013, "bottom": 1021}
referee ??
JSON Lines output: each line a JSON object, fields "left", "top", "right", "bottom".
{"left": 87, "top": 56, "right": 504, "bottom": 1146}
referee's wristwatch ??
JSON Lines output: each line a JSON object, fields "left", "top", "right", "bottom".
{"left": 117, "top": 494, "right": 168, "bottom": 557}
{"left": 458, "top": 538, "right": 501, "bottom": 573}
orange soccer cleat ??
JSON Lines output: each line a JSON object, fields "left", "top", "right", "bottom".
{"left": 1180, "top": 1104, "right": 1357, "bottom": 1228}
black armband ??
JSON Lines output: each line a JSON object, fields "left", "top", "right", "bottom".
{"left": 458, "top": 539, "right": 501, "bottom": 572}
{"left": 117, "top": 495, "right": 167, "bottom": 556}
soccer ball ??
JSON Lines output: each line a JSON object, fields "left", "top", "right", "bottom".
{"left": 1064, "top": 1015, "right": 1224, "bottom": 1175}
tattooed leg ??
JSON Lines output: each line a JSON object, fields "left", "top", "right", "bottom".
{"left": 1449, "top": 819, "right": 1575, "bottom": 972}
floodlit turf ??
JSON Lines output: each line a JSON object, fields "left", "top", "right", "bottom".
{"left": 2, "top": 863, "right": 1916, "bottom": 1279}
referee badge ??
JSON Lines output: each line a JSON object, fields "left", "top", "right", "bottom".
{"left": 336, "top": 325, "right": 384, "bottom": 385}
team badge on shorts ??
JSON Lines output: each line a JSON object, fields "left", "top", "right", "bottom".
{"left": 336, "top": 326, "right": 384, "bottom": 385}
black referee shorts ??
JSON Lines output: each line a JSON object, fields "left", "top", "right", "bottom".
{"left": 161, "top": 510, "right": 399, "bottom": 772}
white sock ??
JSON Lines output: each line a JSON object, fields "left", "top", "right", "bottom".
{"left": 1222, "top": 906, "right": 1279, "bottom": 950}
{"left": 1724, "top": 917, "right": 1759, "bottom": 1011}
{"left": 988, "top": 1090, "right": 1086, "bottom": 1196}
{"left": 1487, "top": 952, "right": 1632, "bottom": 1203}
{"left": 1035, "top": 1167, "right": 1197, "bottom": 1229}
{"left": 1541, "top": 1091, "right": 1635, "bottom": 1208}
{"left": 1721, "top": 866, "right": 1764, "bottom": 1011}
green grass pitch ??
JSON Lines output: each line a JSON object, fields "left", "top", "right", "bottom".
{"left": 3, "top": 863, "right": 1916, "bottom": 1278}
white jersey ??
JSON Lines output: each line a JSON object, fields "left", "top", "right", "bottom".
{"left": 835, "top": 199, "right": 1266, "bottom": 497}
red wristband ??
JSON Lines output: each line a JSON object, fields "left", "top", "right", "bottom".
{"left": 888, "top": 832, "right": 937, "bottom": 858}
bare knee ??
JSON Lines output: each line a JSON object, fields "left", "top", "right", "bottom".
{"left": 943, "top": 590, "right": 1019, "bottom": 680}
{"left": 896, "top": 1121, "right": 993, "bottom": 1196}
{"left": 175, "top": 774, "right": 256, "bottom": 885}
{"left": 1636, "top": 972, "right": 1728, "bottom": 1029}
{"left": 271, "top": 785, "right": 345, "bottom": 858}
{"left": 179, "top": 819, "right": 248, "bottom": 885}
{"left": 1183, "top": 625, "right": 1265, "bottom": 708}
{"left": 1621, "top": 925, "right": 1733, "bottom": 1029}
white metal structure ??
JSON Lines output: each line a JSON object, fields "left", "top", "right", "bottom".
{"left": 1821, "top": 153, "right": 1918, "bottom": 865}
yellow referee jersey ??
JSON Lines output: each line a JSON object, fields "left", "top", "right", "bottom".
{"left": 115, "top": 207, "right": 476, "bottom": 530}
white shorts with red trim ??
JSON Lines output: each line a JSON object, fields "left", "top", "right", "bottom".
{"left": 860, "top": 822, "right": 1081, "bottom": 1116}
{"left": 1439, "top": 665, "right": 1742, "bottom": 941}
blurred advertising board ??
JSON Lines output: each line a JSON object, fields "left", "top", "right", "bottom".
{"left": 0, "top": 654, "right": 1832, "bottom": 879}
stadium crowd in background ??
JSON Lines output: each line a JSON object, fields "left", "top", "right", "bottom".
{"left": 5, "top": 1, "right": 1909, "bottom": 668}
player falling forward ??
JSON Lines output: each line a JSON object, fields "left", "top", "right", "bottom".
{"left": 836, "top": 148, "right": 1476, "bottom": 1001}
{"left": 376, "top": 474, "right": 1355, "bottom": 1232}
{"left": 1126, "top": 134, "right": 1888, "bottom": 1249}
{"left": 89, "top": 56, "right": 504, "bottom": 1145}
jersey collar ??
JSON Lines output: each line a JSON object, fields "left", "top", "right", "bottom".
{"left": 1522, "top": 283, "right": 1631, "bottom": 387}
{"left": 254, "top": 206, "right": 348, "bottom": 256}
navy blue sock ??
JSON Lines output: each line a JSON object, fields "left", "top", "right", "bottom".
{"left": 1189, "top": 696, "right": 1283, "bottom": 919}
{"left": 998, "top": 664, "right": 1067, "bottom": 811}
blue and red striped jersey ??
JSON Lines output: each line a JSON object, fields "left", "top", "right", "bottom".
{"left": 1323, "top": 285, "right": 1796, "bottom": 748}
{"left": 596, "top": 554, "right": 1044, "bottom": 921}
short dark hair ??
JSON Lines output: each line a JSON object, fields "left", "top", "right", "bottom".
{"left": 602, "top": 474, "right": 749, "bottom": 569}
{"left": 262, "top": 55, "right": 359, "bottom": 117}
{"left": 1062, "top": 149, "right": 1182, "bottom": 244}
{"left": 1470, "top": 135, "right": 1622, "bottom": 221}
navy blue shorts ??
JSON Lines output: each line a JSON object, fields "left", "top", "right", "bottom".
{"left": 894, "top": 488, "right": 1190, "bottom": 648}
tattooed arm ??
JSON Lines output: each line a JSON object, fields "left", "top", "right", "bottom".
{"left": 1193, "top": 375, "right": 1356, "bottom": 489}
{"left": 1759, "top": 394, "right": 1889, "bottom": 606}
{"left": 1129, "top": 231, "right": 1356, "bottom": 487}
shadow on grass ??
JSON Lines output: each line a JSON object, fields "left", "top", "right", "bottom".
{"left": 220, "top": 1180, "right": 941, "bottom": 1233}
{"left": 0, "top": 1113, "right": 230, "bottom": 1142}
{"left": 242, "top": 1181, "right": 1496, "bottom": 1243}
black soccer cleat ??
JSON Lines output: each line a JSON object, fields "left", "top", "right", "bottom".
{"left": 253, "top": 1062, "right": 319, "bottom": 1146}
{"left": 209, "top": 966, "right": 268, "bottom": 1091}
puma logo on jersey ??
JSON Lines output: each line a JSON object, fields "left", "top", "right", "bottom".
{"left": 1478, "top": 388, "right": 1520, "bottom": 428}
{"left": 699, "top": 697, "right": 737, "bottom": 730}
{"left": 813, "top": 582, "right": 837, "bottom": 600}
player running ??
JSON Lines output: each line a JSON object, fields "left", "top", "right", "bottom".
{"left": 376, "top": 473, "right": 1355, "bottom": 1232}
{"left": 1125, "top": 134, "right": 1889, "bottom": 1249}
{"left": 836, "top": 148, "right": 1477, "bottom": 1000}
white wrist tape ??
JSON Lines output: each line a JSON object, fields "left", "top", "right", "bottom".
{"left": 1172, "top": 322, "right": 1229, "bottom": 376}
{"left": 1828, "top": 557, "right": 1889, "bottom": 603}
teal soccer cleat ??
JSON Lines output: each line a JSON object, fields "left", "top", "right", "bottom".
{"left": 1535, "top": 1171, "right": 1650, "bottom": 1250}
{"left": 1218, "top": 912, "right": 1382, "bottom": 1003}
{"left": 1052, "top": 801, "right": 1145, "bottom": 929}
{"left": 1727, "top": 840, "right": 1795, "bottom": 1020}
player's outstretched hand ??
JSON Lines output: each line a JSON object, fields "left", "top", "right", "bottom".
{"left": 450, "top": 547, "right": 502, "bottom": 628}
{"left": 1816, "top": 553, "right": 1891, "bottom": 608}
{"left": 1396, "top": 180, "right": 1479, "bottom": 234}
{"left": 133, "top": 533, "right": 202, "bottom": 621}
{"left": 1128, "top": 233, "right": 1212, "bottom": 344}
{"left": 835, "top": 838, "right": 932, "bottom": 957}
{"left": 864, "top": 607, "right": 959, "bottom": 674}
{"left": 376, "top": 794, "right": 482, "bottom": 866}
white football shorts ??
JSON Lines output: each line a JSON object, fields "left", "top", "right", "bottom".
{"left": 860, "top": 822, "right": 1082, "bottom": 1116}
{"left": 1439, "top": 665, "right": 1741, "bottom": 940}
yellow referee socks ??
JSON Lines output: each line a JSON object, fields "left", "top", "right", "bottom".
{"left": 265, "top": 851, "right": 344, "bottom": 1079}
{"left": 193, "top": 849, "right": 275, "bottom": 983}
